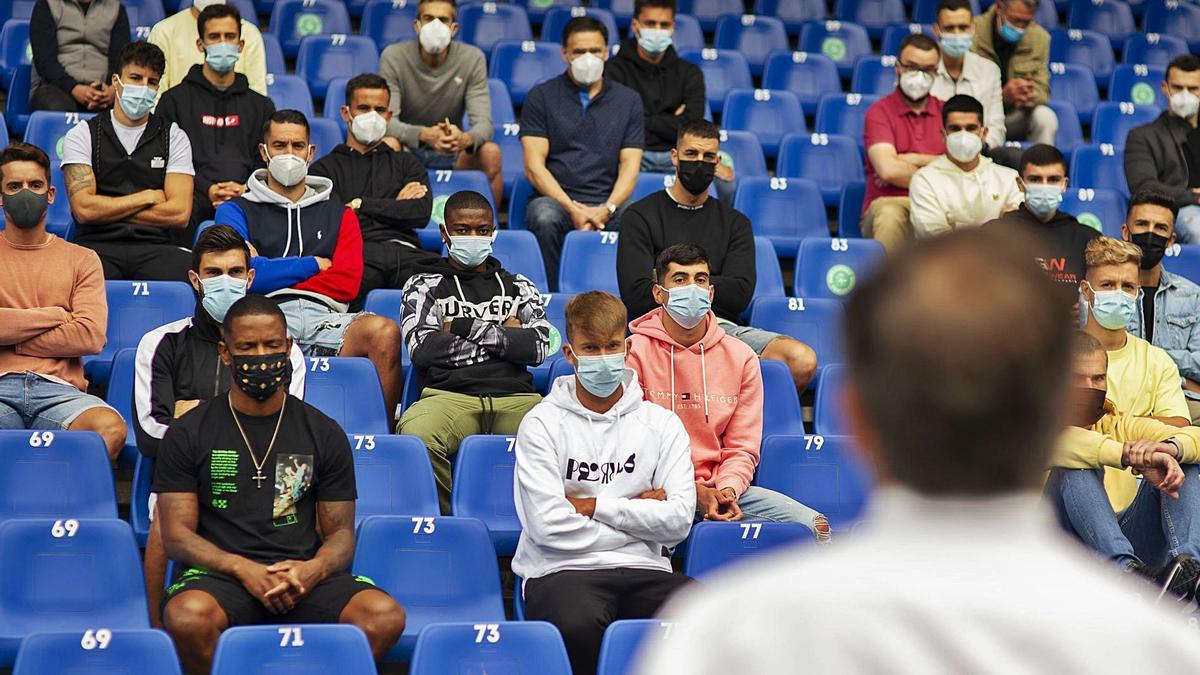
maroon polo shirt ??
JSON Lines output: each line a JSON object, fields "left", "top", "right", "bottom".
{"left": 862, "top": 90, "right": 947, "bottom": 211}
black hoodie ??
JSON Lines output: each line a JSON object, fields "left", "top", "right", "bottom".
{"left": 605, "top": 37, "right": 706, "bottom": 152}
{"left": 985, "top": 203, "right": 1101, "bottom": 293}
{"left": 310, "top": 143, "right": 432, "bottom": 247}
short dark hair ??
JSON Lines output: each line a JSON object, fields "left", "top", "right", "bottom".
{"left": 417, "top": 0, "right": 458, "bottom": 18}
{"left": 1166, "top": 54, "right": 1200, "bottom": 81}
{"left": 119, "top": 41, "right": 166, "bottom": 79}
{"left": 221, "top": 294, "right": 287, "bottom": 340}
{"left": 676, "top": 118, "right": 719, "bottom": 147}
{"left": 1071, "top": 330, "right": 1104, "bottom": 359}
{"left": 898, "top": 33, "right": 939, "bottom": 58}
{"left": 843, "top": 228, "right": 1071, "bottom": 496}
{"left": 345, "top": 73, "right": 390, "bottom": 107}
{"left": 1019, "top": 143, "right": 1066, "bottom": 177}
{"left": 197, "top": 4, "right": 242, "bottom": 38}
{"left": 654, "top": 243, "right": 709, "bottom": 283}
{"left": 562, "top": 16, "right": 608, "bottom": 47}
{"left": 444, "top": 190, "right": 494, "bottom": 221}
{"left": 262, "top": 109, "right": 310, "bottom": 142}
{"left": 634, "top": 0, "right": 676, "bottom": 19}
{"left": 1128, "top": 187, "right": 1179, "bottom": 222}
{"left": 936, "top": 0, "right": 973, "bottom": 16}
{"left": 941, "top": 93, "right": 984, "bottom": 126}
{"left": 0, "top": 142, "right": 51, "bottom": 183}
{"left": 192, "top": 224, "right": 252, "bottom": 272}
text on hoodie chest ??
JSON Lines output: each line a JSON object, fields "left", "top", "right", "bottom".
{"left": 565, "top": 452, "right": 638, "bottom": 484}
{"left": 436, "top": 294, "right": 515, "bottom": 322}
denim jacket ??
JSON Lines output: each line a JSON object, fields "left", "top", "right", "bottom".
{"left": 1127, "top": 269, "right": 1200, "bottom": 399}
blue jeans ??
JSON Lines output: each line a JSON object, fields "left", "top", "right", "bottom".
{"left": 406, "top": 146, "right": 459, "bottom": 170}
{"left": 1046, "top": 466, "right": 1200, "bottom": 568}
{"left": 0, "top": 372, "right": 115, "bottom": 430}
{"left": 526, "top": 197, "right": 628, "bottom": 292}
{"left": 737, "top": 486, "right": 830, "bottom": 542}
{"left": 640, "top": 150, "right": 735, "bottom": 204}
{"left": 1174, "top": 205, "right": 1200, "bottom": 244}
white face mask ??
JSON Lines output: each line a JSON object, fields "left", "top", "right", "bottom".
{"left": 899, "top": 70, "right": 933, "bottom": 100}
{"left": 193, "top": 0, "right": 225, "bottom": 10}
{"left": 946, "top": 130, "right": 983, "bottom": 163}
{"left": 1169, "top": 90, "right": 1200, "bottom": 120}
{"left": 264, "top": 148, "right": 309, "bottom": 187}
{"left": 349, "top": 110, "right": 387, "bottom": 146}
{"left": 418, "top": 18, "right": 452, "bottom": 55}
{"left": 570, "top": 52, "right": 605, "bottom": 86}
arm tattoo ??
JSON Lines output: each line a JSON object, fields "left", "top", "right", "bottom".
{"left": 64, "top": 164, "right": 95, "bottom": 197}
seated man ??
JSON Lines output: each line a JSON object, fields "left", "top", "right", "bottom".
{"left": 513, "top": 290, "right": 694, "bottom": 675}
{"left": 398, "top": 190, "right": 550, "bottom": 512}
{"left": 311, "top": 73, "right": 435, "bottom": 301}
{"left": 134, "top": 224, "right": 306, "bottom": 626}
{"left": 1048, "top": 330, "right": 1200, "bottom": 597}
{"left": 213, "top": 109, "right": 404, "bottom": 416}
{"left": 156, "top": 4, "right": 276, "bottom": 228}
{"left": 63, "top": 41, "right": 195, "bottom": 281}
{"left": 521, "top": 16, "right": 644, "bottom": 287}
{"left": 910, "top": 94, "right": 1022, "bottom": 237}
{"left": 0, "top": 142, "right": 125, "bottom": 460}
{"left": 156, "top": 295, "right": 405, "bottom": 674}
{"left": 1121, "top": 189, "right": 1200, "bottom": 424}
{"left": 617, "top": 119, "right": 816, "bottom": 389}
{"left": 149, "top": 0, "right": 267, "bottom": 97}
{"left": 930, "top": 0, "right": 1006, "bottom": 152}
{"left": 379, "top": 0, "right": 502, "bottom": 205}
{"left": 29, "top": 0, "right": 128, "bottom": 111}
{"left": 862, "top": 34, "right": 947, "bottom": 253}
{"left": 972, "top": 0, "right": 1057, "bottom": 150}
{"left": 628, "top": 243, "right": 829, "bottom": 539}
{"left": 1125, "top": 55, "right": 1200, "bottom": 243}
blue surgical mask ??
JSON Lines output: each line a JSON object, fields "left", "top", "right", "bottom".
{"left": 660, "top": 283, "right": 711, "bottom": 329}
{"left": 117, "top": 77, "right": 157, "bottom": 119}
{"left": 205, "top": 42, "right": 240, "bottom": 73}
{"left": 637, "top": 27, "right": 673, "bottom": 56}
{"left": 940, "top": 33, "right": 972, "bottom": 58}
{"left": 998, "top": 18, "right": 1024, "bottom": 43}
{"left": 446, "top": 233, "right": 493, "bottom": 268}
{"left": 199, "top": 274, "right": 248, "bottom": 322}
{"left": 1082, "top": 282, "right": 1139, "bottom": 330}
{"left": 571, "top": 347, "right": 627, "bottom": 398}
{"left": 1024, "top": 183, "right": 1063, "bottom": 217}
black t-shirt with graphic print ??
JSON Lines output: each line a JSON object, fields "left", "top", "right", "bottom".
{"left": 153, "top": 394, "right": 356, "bottom": 564}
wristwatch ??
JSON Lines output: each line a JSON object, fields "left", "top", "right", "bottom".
{"left": 605, "top": 202, "right": 617, "bottom": 215}
{"left": 349, "top": 198, "right": 362, "bottom": 211}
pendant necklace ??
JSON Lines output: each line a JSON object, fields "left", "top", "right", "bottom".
{"left": 229, "top": 394, "right": 287, "bottom": 489}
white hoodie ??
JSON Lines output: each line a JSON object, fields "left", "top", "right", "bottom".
{"left": 512, "top": 369, "right": 697, "bottom": 581}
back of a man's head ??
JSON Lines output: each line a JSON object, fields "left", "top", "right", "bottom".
{"left": 844, "top": 228, "right": 1071, "bottom": 496}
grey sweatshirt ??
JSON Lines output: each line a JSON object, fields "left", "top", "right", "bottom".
{"left": 379, "top": 40, "right": 493, "bottom": 150}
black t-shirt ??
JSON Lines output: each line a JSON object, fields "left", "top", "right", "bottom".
{"left": 153, "top": 394, "right": 356, "bottom": 564}
{"left": 1143, "top": 285, "right": 1157, "bottom": 342}
{"left": 1185, "top": 126, "right": 1200, "bottom": 189}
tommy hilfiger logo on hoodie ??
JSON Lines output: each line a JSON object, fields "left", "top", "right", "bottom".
{"left": 565, "top": 453, "right": 637, "bottom": 484}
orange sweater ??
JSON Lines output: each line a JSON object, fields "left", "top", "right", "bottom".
{"left": 0, "top": 234, "right": 106, "bottom": 391}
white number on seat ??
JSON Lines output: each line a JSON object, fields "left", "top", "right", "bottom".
{"left": 80, "top": 629, "right": 111, "bottom": 650}
{"left": 505, "top": 437, "right": 517, "bottom": 452}
{"left": 520, "top": 41, "right": 536, "bottom": 53}
{"left": 310, "top": 357, "right": 330, "bottom": 372}
{"left": 739, "top": 523, "right": 762, "bottom": 539}
{"left": 571, "top": 6, "right": 587, "bottom": 16}
{"left": 1076, "top": 188, "right": 1095, "bottom": 201}
{"left": 1050, "top": 62, "right": 1065, "bottom": 75}
{"left": 1100, "top": 143, "right": 1116, "bottom": 156}
{"left": 831, "top": 238, "right": 848, "bottom": 251}
{"left": 700, "top": 48, "right": 718, "bottom": 60}
{"left": 278, "top": 627, "right": 305, "bottom": 647}
{"left": 809, "top": 133, "right": 829, "bottom": 145}
{"left": 132, "top": 281, "right": 150, "bottom": 296}
{"left": 353, "top": 435, "right": 376, "bottom": 450}
{"left": 502, "top": 123, "right": 520, "bottom": 136}
{"left": 804, "top": 435, "right": 825, "bottom": 450}
{"left": 791, "top": 51, "right": 809, "bottom": 63}
{"left": 769, "top": 177, "right": 788, "bottom": 190}
{"left": 331, "top": 34, "right": 347, "bottom": 46}
{"left": 1134, "top": 64, "right": 1149, "bottom": 77}
{"left": 51, "top": 519, "right": 79, "bottom": 538}
{"left": 435, "top": 170, "right": 454, "bottom": 182}
{"left": 1118, "top": 101, "right": 1136, "bottom": 115}
{"left": 846, "top": 93, "right": 862, "bottom": 105}
{"left": 600, "top": 231, "right": 619, "bottom": 245}
{"left": 28, "top": 431, "right": 54, "bottom": 447}
{"left": 787, "top": 297, "right": 806, "bottom": 311}
{"left": 411, "top": 516, "right": 436, "bottom": 534}
{"left": 753, "top": 89, "right": 771, "bottom": 101}
{"left": 474, "top": 623, "right": 500, "bottom": 643}
{"left": 64, "top": 112, "right": 80, "bottom": 125}
{"left": 740, "top": 14, "right": 755, "bottom": 25}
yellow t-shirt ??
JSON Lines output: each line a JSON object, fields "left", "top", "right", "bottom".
{"left": 1105, "top": 333, "right": 1188, "bottom": 420}
{"left": 148, "top": 10, "right": 268, "bottom": 100}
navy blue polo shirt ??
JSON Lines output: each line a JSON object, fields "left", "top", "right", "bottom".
{"left": 520, "top": 73, "right": 645, "bottom": 204}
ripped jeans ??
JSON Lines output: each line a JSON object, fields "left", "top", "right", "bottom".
{"left": 732, "top": 486, "right": 832, "bottom": 543}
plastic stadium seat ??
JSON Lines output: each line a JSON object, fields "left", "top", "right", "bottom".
{"left": 879, "top": 22, "right": 936, "bottom": 57}
{"left": 1067, "top": 0, "right": 1134, "bottom": 49}
{"left": 760, "top": 358, "right": 805, "bottom": 436}
{"left": 762, "top": 51, "right": 841, "bottom": 116}
{"left": 684, "top": 521, "right": 813, "bottom": 578}
{"left": 1091, "top": 102, "right": 1161, "bottom": 148}
{"left": 670, "top": 13, "right": 705, "bottom": 53}
{"left": 353, "top": 516, "right": 506, "bottom": 660}
{"left": 0, "top": 19, "right": 30, "bottom": 90}
{"left": 680, "top": 49, "right": 752, "bottom": 115}
{"left": 507, "top": 174, "right": 536, "bottom": 230}
{"left": 1143, "top": 0, "right": 1200, "bottom": 52}
{"left": 305, "top": 356, "right": 390, "bottom": 435}
{"left": 778, "top": 133, "right": 864, "bottom": 207}
{"left": 1048, "top": 62, "right": 1098, "bottom": 125}
{"left": 309, "top": 117, "right": 344, "bottom": 159}
{"left": 0, "top": 519, "right": 148, "bottom": 665}
{"left": 321, "top": 77, "right": 350, "bottom": 137}
{"left": 351, "top": 434, "right": 439, "bottom": 524}
{"left": 452, "top": 435, "right": 521, "bottom": 555}
{"left": 750, "top": 296, "right": 845, "bottom": 371}
{"left": 269, "top": 0, "right": 352, "bottom": 57}
{"left": 794, "top": 237, "right": 885, "bottom": 300}
{"left": 295, "top": 34, "right": 379, "bottom": 97}
{"left": 427, "top": 168, "right": 496, "bottom": 226}
{"left": 441, "top": 229, "right": 549, "bottom": 293}
{"left": 516, "top": 0, "right": 576, "bottom": 26}
{"left": 799, "top": 20, "right": 872, "bottom": 78}
{"left": 494, "top": 125, "right": 525, "bottom": 193}
{"left": 559, "top": 230, "right": 620, "bottom": 294}
{"left": 211, "top": 625, "right": 375, "bottom": 674}
{"left": 104, "top": 349, "right": 139, "bottom": 467}
{"left": 266, "top": 73, "right": 315, "bottom": 118}
{"left": 180, "top": 0, "right": 258, "bottom": 20}
{"left": 0, "top": 430, "right": 117, "bottom": 521}
{"left": 597, "top": 620, "right": 674, "bottom": 675}
{"left": 0, "top": 114, "right": 6, "bottom": 147}
{"left": 592, "top": 0, "right": 635, "bottom": 27}
{"left": 124, "top": 0, "right": 166, "bottom": 39}
{"left": 1109, "top": 64, "right": 1167, "bottom": 109}
{"left": 1045, "top": 99, "right": 1084, "bottom": 157}
{"left": 83, "top": 281, "right": 194, "bottom": 386}
{"left": 838, "top": 181, "right": 865, "bottom": 238}
{"left": 733, "top": 176, "right": 827, "bottom": 257}
{"left": 475, "top": 78, "right": 517, "bottom": 128}
{"left": 1061, "top": 187, "right": 1127, "bottom": 237}
{"left": 5, "top": 65, "right": 31, "bottom": 137}
{"left": 361, "top": 291, "right": 414, "bottom": 365}
{"left": 1163, "top": 244, "right": 1200, "bottom": 285}
{"left": 411, "top": 622, "right": 571, "bottom": 675}
{"left": 851, "top": 55, "right": 898, "bottom": 97}
{"left": 717, "top": 129, "right": 768, "bottom": 180}
{"left": 13, "top": 629, "right": 180, "bottom": 675}
{"left": 911, "top": 0, "right": 978, "bottom": 22}
{"left": 0, "top": 2, "right": 36, "bottom": 24}
{"left": 529, "top": 292, "right": 570, "bottom": 391}
{"left": 261, "top": 32, "right": 286, "bottom": 76}
{"left": 1069, "top": 144, "right": 1128, "bottom": 196}
{"left": 24, "top": 111, "right": 94, "bottom": 165}
{"left": 753, "top": 236, "right": 786, "bottom": 308}
{"left": 363, "top": 0, "right": 418, "bottom": 47}
{"left": 461, "top": 2, "right": 533, "bottom": 55}
{"left": 131, "top": 455, "right": 152, "bottom": 546}
{"left": 721, "top": 89, "right": 805, "bottom": 158}
{"left": 712, "top": 15, "right": 788, "bottom": 76}
{"left": 489, "top": 40, "right": 561, "bottom": 106}
{"left": 833, "top": 0, "right": 906, "bottom": 37}
{"left": 756, "top": 0, "right": 827, "bottom": 32}
{"left": 1049, "top": 29, "right": 1113, "bottom": 87}
{"left": 814, "top": 93, "right": 880, "bottom": 153}
{"left": 679, "top": 0, "right": 745, "bottom": 30}
{"left": 813, "top": 363, "right": 849, "bottom": 435}
{"left": 1122, "top": 33, "right": 1189, "bottom": 69}
{"left": 44, "top": 168, "right": 74, "bottom": 241}
{"left": 757, "top": 434, "right": 872, "bottom": 530}
{"left": 546, "top": 357, "right": 575, "bottom": 390}
{"left": 541, "top": 6, "right": 618, "bottom": 44}
{"left": 1037, "top": 0, "right": 1061, "bottom": 27}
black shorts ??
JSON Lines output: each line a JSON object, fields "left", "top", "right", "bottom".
{"left": 164, "top": 567, "right": 380, "bottom": 626}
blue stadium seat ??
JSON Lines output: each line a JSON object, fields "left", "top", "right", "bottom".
{"left": 718, "top": 129, "right": 768, "bottom": 179}
{"left": 353, "top": 515, "right": 505, "bottom": 661}
{"left": 592, "top": 0, "right": 635, "bottom": 27}
{"left": 507, "top": 174, "right": 536, "bottom": 230}
{"left": 733, "top": 176, "right": 827, "bottom": 257}
{"left": 833, "top": 0, "right": 906, "bottom": 37}
{"left": 799, "top": 20, "right": 872, "bottom": 78}
{"left": 722, "top": 89, "right": 805, "bottom": 158}
{"left": 452, "top": 435, "right": 521, "bottom": 555}
{"left": 44, "top": 168, "right": 74, "bottom": 241}
{"left": 762, "top": 50, "right": 841, "bottom": 116}
{"left": 778, "top": 133, "right": 864, "bottom": 207}
{"left": 309, "top": 117, "right": 344, "bottom": 159}
{"left": 1143, "top": 0, "right": 1200, "bottom": 52}
{"left": 24, "top": 111, "right": 94, "bottom": 165}
{"left": 0, "top": 19, "right": 30, "bottom": 91}
{"left": 597, "top": 620, "right": 674, "bottom": 675}
{"left": 516, "top": 0, "right": 576, "bottom": 27}
{"left": 684, "top": 521, "right": 813, "bottom": 578}
{"left": 14, "top": 629, "right": 180, "bottom": 675}
{"left": 559, "top": 230, "right": 621, "bottom": 294}
{"left": 0, "top": 430, "right": 116, "bottom": 521}
{"left": 462, "top": 2, "right": 534, "bottom": 55}
{"left": 268, "top": 0, "right": 352, "bottom": 57}
{"left": 879, "top": 22, "right": 936, "bottom": 56}
{"left": 124, "top": 0, "right": 166, "bottom": 39}
{"left": 814, "top": 93, "right": 880, "bottom": 153}
{"left": 0, "top": 2, "right": 36, "bottom": 24}
{"left": 266, "top": 74, "right": 315, "bottom": 118}
{"left": 813, "top": 363, "right": 849, "bottom": 435}
{"left": 427, "top": 168, "right": 496, "bottom": 226}
{"left": 1091, "top": 102, "right": 1161, "bottom": 148}
{"left": 680, "top": 49, "right": 752, "bottom": 115}
{"left": 321, "top": 76, "right": 350, "bottom": 136}
{"left": 670, "top": 13, "right": 706, "bottom": 53}
{"left": 261, "top": 32, "right": 286, "bottom": 76}
{"left": 180, "top": 0, "right": 257, "bottom": 21}
{"left": 749, "top": 297, "right": 845, "bottom": 373}
{"left": 0, "top": 114, "right": 6, "bottom": 147}
{"left": 1067, "top": 0, "right": 1134, "bottom": 49}
{"left": 838, "top": 181, "right": 866, "bottom": 238}
{"left": 712, "top": 15, "right": 788, "bottom": 76}
{"left": 4, "top": 64, "right": 30, "bottom": 137}
{"left": 530, "top": 292, "right": 570, "bottom": 391}
{"left": 1109, "top": 64, "right": 1167, "bottom": 108}
{"left": 305, "top": 356, "right": 390, "bottom": 435}
{"left": 462, "top": 230, "right": 549, "bottom": 292}
{"left": 911, "top": 0, "right": 978, "bottom": 22}
{"left": 131, "top": 455, "right": 152, "bottom": 546}
{"left": 489, "top": 40, "right": 561, "bottom": 106}
{"left": 1122, "top": 33, "right": 1189, "bottom": 69}
{"left": 752, "top": 236, "right": 786, "bottom": 309}
{"left": 851, "top": 54, "right": 898, "bottom": 97}
{"left": 473, "top": 78, "right": 517, "bottom": 128}
{"left": 84, "top": 281, "right": 195, "bottom": 386}
{"left": 794, "top": 237, "right": 885, "bottom": 300}
{"left": 1048, "top": 61, "right": 1098, "bottom": 125}
{"left": 757, "top": 434, "right": 872, "bottom": 531}
{"left": 1069, "top": 143, "right": 1128, "bottom": 196}
{"left": 0, "top": 519, "right": 148, "bottom": 665}
{"left": 363, "top": 0, "right": 418, "bottom": 47}
{"left": 295, "top": 34, "right": 379, "bottom": 97}
{"left": 494, "top": 124, "right": 525, "bottom": 193}
{"left": 1163, "top": 243, "right": 1200, "bottom": 285}
{"left": 1037, "top": 0, "right": 1061, "bottom": 27}
{"left": 1061, "top": 187, "right": 1127, "bottom": 237}
{"left": 1046, "top": 99, "right": 1084, "bottom": 157}
{"left": 546, "top": 357, "right": 575, "bottom": 391}
{"left": 211, "top": 625, "right": 375, "bottom": 674}
{"left": 411, "top": 621, "right": 571, "bottom": 675}
{"left": 630, "top": 172, "right": 675, "bottom": 201}
{"left": 351, "top": 434, "right": 439, "bottom": 524}
{"left": 756, "top": 0, "right": 827, "bottom": 33}
{"left": 1049, "top": 29, "right": 1113, "bottom": 88}
{"left": 761, "top": 358, "right": 805, "bottom": 435}
{"left": 679, "top": 0, "right": 746, "bottom": 30}
{"left": 541, "top": 6, "right": 618, "bottom": 44}
{"left": 104, "top": 349, "right": 139, "bottom": 468}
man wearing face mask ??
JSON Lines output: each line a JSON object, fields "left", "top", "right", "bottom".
{"left": 379, "top": 0, "right": 502, "bottom": 205}
{"left": 971, "top": 0, "right": 1056, "bottom": 149}
{"left": 513, "top": 290, "right": 695, "bottom": 675}
{"left": 311, "top": 73, "right": 434, "bottom": 302}
{"left": 930, "top": 0, "right": 1005, "bottom": 152}
{"left": 156, "top": 4, "right": 276, "bottom": 230}
{"left": 62, "top": 41, "right": 196, "bottom": 281}
{"left": 397, "top": 191, "right": 552, "bottom": 513}
{"left": 149, "top": 0, "right": 267, "bottom": 97}
{"left": 909, "top": 94, "right": 1022, "bottom": 238}
{"left": 28, "top": 0, "right": 128, "bottom": 112}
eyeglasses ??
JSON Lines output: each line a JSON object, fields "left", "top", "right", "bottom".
{"left": 897, "top": 62, "right": 938, "bottom": 76}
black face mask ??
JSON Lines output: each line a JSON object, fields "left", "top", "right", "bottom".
{"left": 229, "top": 352, "right": 290, "bottom": 401}
{"left": 1067, "top": 387, "right": 1107, "bottom": 428}
{"left": 3, "top": 189, "right": 49, "bottom": 230}
{"left": 1130, "top": 232, "right": 1170, "bottom": 270}
{"left": 677, "top": 159, "right": 716, "bottom": 196}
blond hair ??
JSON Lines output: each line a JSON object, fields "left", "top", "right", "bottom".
{"left": 565, "top": 291, "right": 628, "bottom": 343}
{"left": 1084, "top": 236, "right": 1142, "bottom": 270}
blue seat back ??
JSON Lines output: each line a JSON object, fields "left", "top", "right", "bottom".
{"left": 14, "top": 629, "right": 180, "bottom": 675}
{"left": 44, "top": 168, "right": 74, "bottom": 241}
{"left": 411, "top": 622, "right": 572, "bottom": 675}
{"left": 131, "top": 455, "right": 153, "bottom": 547}
{"left": 597, "top": 620, "right": 675, "bottom": 675}
{"left": 261, "top": 32, "right": 286, "bottom": 75}
{"left": 427, "top": 168, "right": 496, "bottom": 227}
{"left": 363, "top": 0, "right": 418, "bottom": 47}
{"left": 0, "top": 430, "right": 117, "bottom": 521}
{"left": 750, "top": 297, "right": 845, "bottom": 369}
{"left": 1060, "top": 186, "right": 1127, "bottom": 237}
{"left": 1049, "top": 28, "right": 1113, "bottom": 85}
{"left": 211, "top": 625, "right": 375, "bottom": 674}
{"left": 756, "top": 0, "right": 828, "bottom": 32}
{"left": 490, "top": 40, "right": 561, "bottom": 106}
{"left": 671, "top": 13, "right": 705, "bottom": 52}
{"left": 321, "top": 76, "right": 351, "bottom": 136}
{"left": 592, "top": 0, "right": 635, "bottom": 26}
{"left": 752, "top": 236, "right": 786, "bottom": 308}
{"left": 266, "top": 73, "right": 315, "bottom": 118}
{"left": 461, "top": 2, "right": 533, "bottom": 54}
{"left": 0, "top": 1, "right": 37, "bottom": 23}
{"left": 679, "top": 0, "right": 746, "bottom": 30}
{"left": 794, "top": 237, "right": 885, "bottom": 300}
{"left": 24, "top": 111, "right": 93, "bottom": 165}
{"left": 778, "top": 132, "right": 865, "bottom": 206}
{"left": 1048, "top": 61, "right": 1098, "bottom": 123}
{"left": 717, "top": 129, "right": 767, "bottom": 179}
{"left": 732, "top": 176, "right": 827, "bottom": 257}
{"left": 304, "top": 356, "right": 390, "bottom": 435}
{"left": 1122, "top": 32, "right": 1188, "bottom": 68}
{"left": 762, "top": 50, "right": 841, "bottom": 115}
{"left": 351, "top": 434, "right": 439, "bottom": 523}
{"left": 712, "top": 14, "right": 789, "bottom": 75}
{"left": 833, "top": 0, "right": 906, "bottom": 34}
{"left": 911, "top": 0, "right": 978, "bottom": 22}
{"left": 540, "top": 6, "right": 618, "bottom": 44}
{"left": 760, "top": 358, "right": 805, "bottom": 436}
{"left": 1091, "top": 101, "right": 1161, "bottom": 148}
{"left": 684, "top": 521, "right": 813, "bottom": 577}
{"left": 837, "top": 181, "right": 866, "bottom": 238}
{"left": 492, "top": 230, "right": 550, "bottom": 293}
{"left": 559, "top": 230, "right": 621, "bottom": 294}
{"left": 757, "top": 434, "right": 872, "bottom": 530}
{"left": 124, "top": 0, "right": 166, "bottom": 39}
{"left": 104, "top": 348, "right": 139, "bottom": 467}
{"left": 721, "top": 88, "right": 805, "bottom": 158}
{"left": 309, "top": 117, "right": 343, "bottom": 159}
{"left": 850, "top": 54, "right": 897, "bottom": 96}
{"left": 814, "top": 93, "right": 880, "bottom": 152}
{"left": 880, "top": 22, "right": 935, "bottom": 56}
{"left": 5, "top": 64, "right": 31, "bottom": 136}
{"left": 680, "top": 48, "right": 752, "bottom": 114}
{"left": 0, "top": 19, "right": 30, "bottom": 88}
{"left": 507, "top": 174, "right": 536, "bottom": 230}
{"left": 813, "top": 363, "right": 850, "bottom": 435}
{"left": 295, "top": 34, "right": 379, "bottom": 96}
{"left": 1108, "top": 64, "right": 1168, "bottom": 108}
{"left": 1043, "top": 99, "right": 1084, "bottom": 157}
{"left": 452, "top": 435, "right": 521, "bottom": 554}
{"left": 269, "top": 0, "right": 353, "bottom": 57}
{"left": 1164, "top": 243, "right": 1200, "bottom": 285}
{"left": 85, "top": 281, "right": 194, "bottom": 385}
{"left": 799, "top": 20, "right": 872, "bottom": 78}
{"left": 1067, "top": 0, "right": 1134, "bottom": 47}
{"left": 1069, "top": 143, "right": 1128, "bottom": 196}
{"left": 1143, "top": 0, "right": 1200, "bottom": 50}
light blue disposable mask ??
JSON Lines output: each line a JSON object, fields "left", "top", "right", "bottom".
{"left": 1082, "top": 283, "right": 1139, "bottom": 330}
{"left": 660, "top": 283, "right": 711, "bottom": 329}
{"left": 117, "top": 77, "right": 157, "bottom": 119}
{"left": 205, "top": 42, "right": 240, "bottom": 73}
{"left": 572, "top": 347, "right": 626, "bottom": 398}
{"left": 940, "top": 33, "right": 973, "bottom": 58}
{"left": 447, "top": 234, "right": 493, "bottom": 268}
{"left": 637, "top": 27, "right": 673, "bottom": 56}
{"left": 998, "top": 18, "right": 1024, "bottom": 43}
{"left": 199, "top": 274, "right": 248, "bottom": 322}
{"left": 1024, "top": 183, "right": 1063, "bottom": 217}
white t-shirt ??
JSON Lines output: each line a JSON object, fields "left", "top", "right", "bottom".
{"left": 60, "top": 115, "right": 195, "bottom": 176}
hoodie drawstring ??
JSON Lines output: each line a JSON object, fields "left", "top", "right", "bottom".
{"left": 478, "top": 395, "right": 496, "bottom": 434}
{"left": 700, "top": 342, "right": 709, "bottom": 423}
{"left": 669, "top": 345, "right": 675, "bottom": 413}
{"left": 452, "top": 273, "right": 508, "bottom": 318}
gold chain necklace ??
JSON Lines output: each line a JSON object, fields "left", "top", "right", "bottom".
{"left": 228, "top": 394, "right": 287, "bottom": 489}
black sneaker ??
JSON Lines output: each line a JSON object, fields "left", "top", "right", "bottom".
{"left": 1128, "top": 556, "right": 1200, "bottom": 604}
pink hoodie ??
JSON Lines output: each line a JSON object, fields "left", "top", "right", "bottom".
{"left": 627, "top": 308, "right": 764, "bottom": 496}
